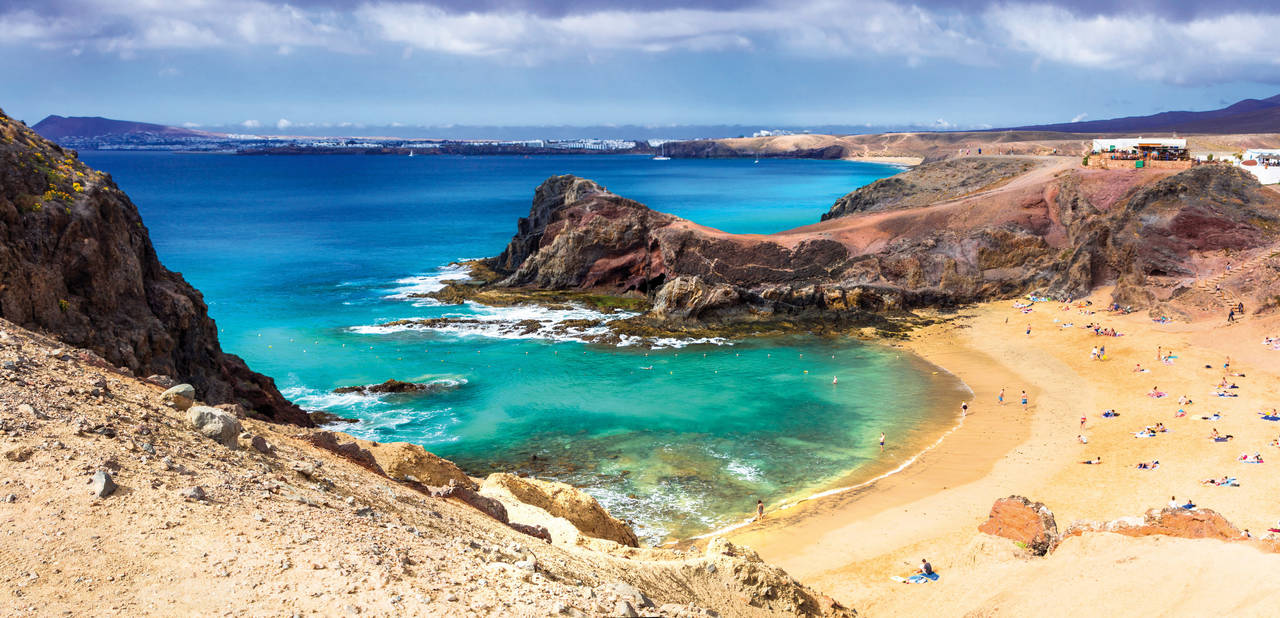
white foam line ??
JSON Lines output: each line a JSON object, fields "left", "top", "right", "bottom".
{"left": 688, "top": 362, "right": 975, "bottom": 543}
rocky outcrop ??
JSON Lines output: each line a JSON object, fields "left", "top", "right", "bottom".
{"left": 0, "top": 109, "right": 310, "bottom": 425}
{"left": 822, "top": 157, "right": 1037, "bottom": 220}
{"left": 1064, "top": 507, "right": 1249, "bottom": 543}
{"left": 364, "top": 440, "right": 476, "bottom": 489}
{"left": 978, "top": 495, "right": 1060, "bottom": 555}
{"left": 333, "top": 379, "right": 458, "bottom": 396}
{"left": 481, "top": 472, "right": 640, "bottom": 547}
{"left": 471, "top": 163, "right": 1280, "bottom": 326}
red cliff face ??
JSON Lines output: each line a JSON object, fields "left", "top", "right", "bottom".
{"left": 0, "top": 109, "right": 310, "bottom": 426}
{"left": 487, "top": 162, "right": 1280, "bottom": 323}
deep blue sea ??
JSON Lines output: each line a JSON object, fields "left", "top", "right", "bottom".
{"left": 81, "top": 152, "right": 967, "bottom": 542}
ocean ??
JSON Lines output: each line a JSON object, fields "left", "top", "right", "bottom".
{"left": 81, "top": 152, "right": 968, "bottom": 542}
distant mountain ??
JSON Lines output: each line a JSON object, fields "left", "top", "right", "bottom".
{"left": 1001, "top": 95, "right": 1280, "bottom": 134}
{"left": 32, "top": 115, "right": 219, "bottom": 140}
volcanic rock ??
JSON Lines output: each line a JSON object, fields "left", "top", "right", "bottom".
{"left": 978, "top": 495, "right": 1060, "bottom": 555}
{"left": 0, "top": 109, "right": 310, "bottom": 426}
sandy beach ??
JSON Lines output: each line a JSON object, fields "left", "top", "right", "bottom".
{"left": 722, "top": 289, "right": 1280, "bottom": 615}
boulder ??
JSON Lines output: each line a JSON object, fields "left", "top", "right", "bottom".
{"left": 187, "top": 405, "right": 242, "bottom": 448}
{"left": 305, "top": 431, "right": 381, "bottom": 472}
{"left": 978, "top": 495, "right": 1059, "bottom": 555}
{"left": 482, "top": 473, "right": 639, "bottom": 547}
{"left": 3, "top": 446, "right": 34, "bottom": 462}
{"left": 90, "top": 470, "right": 117, "bottom": 498}
{"left": 363, "top": 441, "right": 476, "bottom": 489}
{"left": 429, "top": 479, "right": 508, "bottom": 524}
{"left": 161, "top": 384, "right": 196, "bottom": 411}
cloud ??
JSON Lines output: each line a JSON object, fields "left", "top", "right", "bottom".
{"left": 354, "top": 0, "right": 985, "bottom": 63}
{"left": 985, "top": 4, "right": 1280, "bottom": 84}
{"left": 181, "top": 121, "right": 202, "bottom": 128}
{"left": 276, "top": 118, "right": 293, "bottom": 130}
{"left": 1071, "top": 112, "right": 1088, "bottom": 122}
{"left": 2, "top": 1, "right": 1279, "bottom": 85}
{"left": 241, "top": 119, "right": 262, "bottom": 128}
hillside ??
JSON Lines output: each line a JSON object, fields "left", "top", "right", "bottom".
{"left": 428, "top": 160, "right": 1280, "bottom": 339}
{"left": 1, "top": 108, "right": 308, "bottom": 424}
{"left": 0, "top": 317, "right": 851, "bottom": 616}
{"left": 31, "top": 115, "right": 215, "bottom": 140}
{"left": 1002, "top": 94, "right": 1280, "bottom": 134}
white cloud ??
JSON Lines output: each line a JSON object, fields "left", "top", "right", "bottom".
{"left": 985, "top": 4, "right": 1280, "bottom": 84}
{"left": 1, "top": 1, "right": 1278, "bottom": 86}
{"left": 276, "top": 118, "right": 292, "bottom": 130}
{"left": 1071, "top": 112, "right": 1088, "bottom": 122}
{"left": 241, "top": 119, "right": 261, "bottom": 128}
{"left": 181, "top": 121, "right": 202, "bottom": 128}
{"left": 353, "top": 0, "right": 985, "bottom": 63}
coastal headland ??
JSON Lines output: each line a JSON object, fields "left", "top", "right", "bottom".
{"left": 6, "top": 99, "right": 1280, "bottom": 616}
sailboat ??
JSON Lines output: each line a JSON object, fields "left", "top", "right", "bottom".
{"left": 653, "top": 143, "right": 670, "bottom": 161}
{"left": 408, "top": 149, "right": 415, "bottom": 158}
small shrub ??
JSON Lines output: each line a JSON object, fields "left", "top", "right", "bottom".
{"left": 58, "top": 299, "right": 69, "bottom": 312}
{"left": 1082, "top": 155, "right": 1089, "bottom": 166}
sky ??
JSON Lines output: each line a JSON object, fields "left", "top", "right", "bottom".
{"left": 2, "top": 0, "right": 1280, "bottom": 135}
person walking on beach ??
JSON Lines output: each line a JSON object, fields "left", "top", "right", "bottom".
{"left": 1080, "top": 415, "right": 1087, "bottom": 429}
{"left": 961, "top": 401, "right": 969, "bottom": 417}
{"left": 756, "top": 499, "right": 764, "bottom": 521}
{"left": 1021, "top": 390, "right": 1029, "bottom": 410}
{"left": 1025, "top": 324, "right": 1031, "bottom": 336}
{"left": 997, "top": 388, "right": 1005, "bottom": 405}
{"left": 880, "top": 432, "right": 886, "bottom": 452}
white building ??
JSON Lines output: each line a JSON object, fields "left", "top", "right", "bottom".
{"left": 1238, "top": 148, "right": 1280, "bottom": 185}
{"left": 1091, "top": 137, "right": 1187, "bottom": 153}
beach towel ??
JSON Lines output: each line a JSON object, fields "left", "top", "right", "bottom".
{"left": 1214, "top": 437, "right": 1232, "bottom": 442}
{"left": 1134, "top": 432, "right": 1156, "bottom": 438}
{"left": 900, "top": 573, "right": 939, "bottom": 584}
{"left": 1148, "top": 392, "right": 1167, "bottom": 398}
{"left": 1261, "top": 416, "right": 1280, "bottom": 422}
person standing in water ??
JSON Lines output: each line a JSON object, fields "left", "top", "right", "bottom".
{"left": 880, "top": 432, "right": 886, "bottom": 451}
{"left": 755, "top": 500, "right": 764, "bottom": 521}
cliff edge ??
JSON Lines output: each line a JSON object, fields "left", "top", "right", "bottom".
{"left": 0, "top": 109, "right": 310, "bottom": 425}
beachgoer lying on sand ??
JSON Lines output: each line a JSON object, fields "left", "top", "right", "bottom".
{"left": 1201, "top": 413, "right": 1222, "bottom": 421}
{"left": 1081, "top": 456, "right": 1102, "bottom": 464}
{"left": 1178, "top": 395, "right": 1193, "bottom": 405}
{"left": 1101, "top": 409, "right": 1119, "bottom": 418}
{"left": 1202, "top": 476, "right": 1238, "bottom": 487}
{"left": 1214, "top": 390, "right": 1239, "bottom": 398}
{"left": 1239, "top": 453, "right": 1265, "bottom": 463}
{"left": 1182, "top": 499, "right": 1196, "bottom": 510}
{"left": 1133, "top": 363, "right": 1148, "bottom": 373}
{"left": 1148, "top": 387, "right": 1167, "bottom": 398}
{"left": 1077, "top": 434, "right": 1088, "bottom": 444}
{"left": 1135, "top": 460, "right": 1160, "bottom": 469}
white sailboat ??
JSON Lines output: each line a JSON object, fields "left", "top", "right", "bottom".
{"left": 653, "top": 143, "right": 670, "bottom": 161}
{"left": 408, "top": 149, "right": 415, "bottom": 158}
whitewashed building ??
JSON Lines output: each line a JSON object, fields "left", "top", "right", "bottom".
{"left": 1238, "top": 148, "right": 1280, "bottom": 185}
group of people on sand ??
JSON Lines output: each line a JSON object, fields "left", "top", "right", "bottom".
{"left": 1084, "top": 323, "right": 1121, "bottom": 337}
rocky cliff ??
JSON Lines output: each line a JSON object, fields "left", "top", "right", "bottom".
{"left": 471, "top": 161, "right": 1280, "bottom": 328}
{"left": 0, "top": 109, "right": 310, "bottom": 425}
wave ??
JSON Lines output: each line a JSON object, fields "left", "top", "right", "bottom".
{"left": 384, "top": 262, "right": 476, "bottom": 306}
{"left": 352, "top": 301, "right": 637, "bottom": 344}
{"left": 280, "top": 383, "right": 462, "bottom": 444}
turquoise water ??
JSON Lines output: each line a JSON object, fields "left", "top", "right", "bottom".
{"left": 81, "top": 152, "right": 966, "bottom": 541}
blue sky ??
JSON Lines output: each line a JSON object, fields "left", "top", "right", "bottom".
{"left": 2, "top": 0, "right": 1279, "bottom": 134}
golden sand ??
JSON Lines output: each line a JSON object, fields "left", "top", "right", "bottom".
{"left": 722, "top": 289, "right": 1280, "bottom": 615}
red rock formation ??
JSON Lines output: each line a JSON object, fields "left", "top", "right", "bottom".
{"left": 978, "top": 495, "right": 1060, "bottom": 555}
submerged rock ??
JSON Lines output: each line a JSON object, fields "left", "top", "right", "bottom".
{"left": 333, "top": 379, "right": 458, "bottom": 396}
